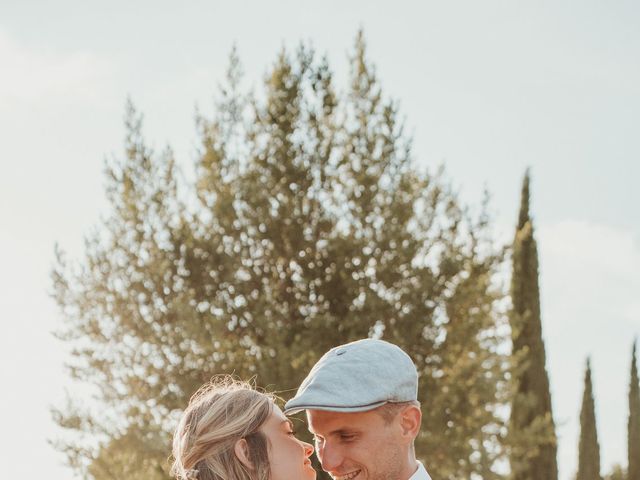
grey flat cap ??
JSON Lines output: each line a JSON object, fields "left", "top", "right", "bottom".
{"left": 284, "top": 338, "right": 418, "bottom": 415}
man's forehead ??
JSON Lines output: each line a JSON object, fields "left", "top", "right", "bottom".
{"left": 306, "top": 408, "right": 378, "bottom": 432}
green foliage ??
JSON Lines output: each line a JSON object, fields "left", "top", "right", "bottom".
{"left": 629, "top": 342, "right": 640, "bottom": 480}
{"left": 606, "top": 465, "right": 628, "bottom": 480}
{"left": 577, "top": 358, "right": 601, "bottom": 480}
{"left": 52, "top": 33, "right": 508, "bottom": 480}
{"left": 507, "top": 170, "right": 558, "bottom": 480}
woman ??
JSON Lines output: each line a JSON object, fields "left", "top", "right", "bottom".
{"left": 171, "top": 376, "right": 316, "bottom": 480}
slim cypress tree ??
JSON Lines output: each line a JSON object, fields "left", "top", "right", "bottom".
{"left": 577, "top": 358, "right": 601, "bottom": 480}
{"left": 508, "top": 169, "right": 558, "bottom": 480}
{"left": 629, "top": 341, "right": 640, "bottom": 480}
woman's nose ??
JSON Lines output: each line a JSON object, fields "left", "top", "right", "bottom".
{"left": 302, "top": 441, "right": 314, "bottom": 457}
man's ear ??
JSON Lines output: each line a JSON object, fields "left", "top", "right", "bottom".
{"left": 234, "top": 438, "right": 253, "bottom": 470}
{"left": 399, "top": 405, "right": 422, "bottom": 441}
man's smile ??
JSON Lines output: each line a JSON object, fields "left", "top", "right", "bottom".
{"left": 333, "top": 469, "right": 362, "bottom": 480}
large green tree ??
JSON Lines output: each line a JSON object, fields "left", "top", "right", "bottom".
{"left": 52, "top": 34, "right": 508, "bottom": 480}
{"left": 629, "top": 341, "right": 640, "bottom": 480}
{"left": 577, "top": 358, "right": 601, "bottom": 480}
{"left": 507, "top": 170, "right": 558, "bottom": 480}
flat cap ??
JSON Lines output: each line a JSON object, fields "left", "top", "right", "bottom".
{"left": 284, "top": 338, "right": 418, "bottom": 415}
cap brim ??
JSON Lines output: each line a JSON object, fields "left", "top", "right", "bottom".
{"left": 283, "top": 400, "right": 388, "bottom": 416}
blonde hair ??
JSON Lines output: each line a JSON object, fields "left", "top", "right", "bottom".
{"left": 171, "top": 376, "right": 275, "bottom": 480}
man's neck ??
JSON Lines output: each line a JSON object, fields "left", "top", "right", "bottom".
{"left": 400, "top": 458, "right": 419, "bottom": 480}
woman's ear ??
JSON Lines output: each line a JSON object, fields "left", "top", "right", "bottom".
{"left": 234, "top": 438, "right": 253, "bottom": 470}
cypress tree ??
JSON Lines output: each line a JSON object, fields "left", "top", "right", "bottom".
{"left": 508, "top": 169, "right": 558, "bottom": 480}
{"left": 629, "top": 341, "right": 640, "bottom": 480}
{"left": 577, "top": 358, "right": 601, "bottom": 480}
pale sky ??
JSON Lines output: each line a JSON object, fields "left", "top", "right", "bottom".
{"left": 1, "top": 1, "right": 638, "bottom": 479}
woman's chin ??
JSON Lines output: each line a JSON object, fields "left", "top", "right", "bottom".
{"left": 303, "top": 465, "right": 317, "bottom": 480}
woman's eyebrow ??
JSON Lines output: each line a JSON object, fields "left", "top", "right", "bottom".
{"left": 280, "top": 419, "right": 294, "bottom": 429}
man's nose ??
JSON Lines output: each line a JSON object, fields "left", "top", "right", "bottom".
{"left": 318, "top": 442, "right": 343, "bottom": 471}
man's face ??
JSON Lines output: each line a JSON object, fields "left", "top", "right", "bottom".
{"left": 306, "top": 408, "right": 409, "bottom": 480}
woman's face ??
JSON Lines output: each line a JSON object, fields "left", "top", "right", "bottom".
{"left": 260, "top": 405, "right": 316, "bottom": 480}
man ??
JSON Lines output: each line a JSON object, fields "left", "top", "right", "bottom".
{"left": 285, "top": 338, "right": 432, "bottom": 480}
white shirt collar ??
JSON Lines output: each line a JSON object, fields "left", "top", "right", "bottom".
{"left": 409, "top": 461, "right": 431, "bottom": 480}
{"left": 409, "top": 461, "right": 432, "bottom": 480}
